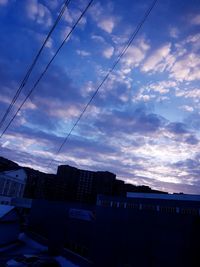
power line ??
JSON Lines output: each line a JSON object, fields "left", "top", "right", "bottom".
{"left": 0, "top": 0, "right": 94, "bottom": 140}
{"left": 48, "top": 0, "right": 158, "bottom": 168}
{"left": 0, "top": 0, "right": 71, "bottom": 131}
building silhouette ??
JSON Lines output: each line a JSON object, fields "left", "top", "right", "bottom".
{"left": 56, "top": 165, "right": 116, "bottom": 203}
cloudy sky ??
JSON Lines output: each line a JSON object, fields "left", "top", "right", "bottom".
{"left": 0, "top": 0, "right": 200, "bottom": 194}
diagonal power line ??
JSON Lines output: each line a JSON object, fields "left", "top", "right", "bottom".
{"left": 0, "top": 0, "right": 94, "bottom": 140}
{"left": 0, "top": 0, "right": 71, "bottom": 131}
{"left": 48, "top": 0, "right": 158, "bottom": 168}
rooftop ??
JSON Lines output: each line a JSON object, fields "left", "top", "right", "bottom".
{"left": 127, "top": 192, "right": 200, "bottom": 201}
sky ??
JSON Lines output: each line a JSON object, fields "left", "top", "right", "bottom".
{"left": 0, "top": 0, "right": 200, "bottom": 194}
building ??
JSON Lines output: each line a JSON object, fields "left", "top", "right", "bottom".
{"left": 28, "top": 193, "right": 200, "bottom": 267}
{"left": 0, "top": 169, "right": 27, "bottom": 198}
{"left": 57, "top": 165, "right": 116, "bottom": 203}
{"left": 23, "top": 167, "right": 57, "bottom": 200}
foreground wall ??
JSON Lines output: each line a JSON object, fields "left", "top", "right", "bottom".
{"left": 28, "top": 196, "right": 200, "bottom": 267}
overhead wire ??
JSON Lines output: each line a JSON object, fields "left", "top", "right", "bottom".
{"left": 0, "top": 0, "right": 71, "bottom": 131}
{"left": 48, "top": 0, "right": 158, "bottom": 168}
{"left": 0, "top": 0, "right": 94, "bottom": 140}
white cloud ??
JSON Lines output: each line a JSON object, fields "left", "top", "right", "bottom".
{"left": 169, "top": 27, "right": 179, "bottom": 38}
{"left": 170, "top": 53, "right": 200, "bottom": 81}
{"left": 91, "top": 35, "right": 105, "bottom": 43}
{"left": 135, "top": 80, "right": 177, "bottom": 102}
{"left": 0, "top": 0, "right": 8, "bottom": 6}
{"left": 191, "top": 14, "right": 200, "bottom": 25}
{"left": 141, "top": 35, "right": 200, "bottom": 81}
{"left": 63, "top": 8, "right": 73, "bottom": 24}
{"left": 89, "top": 2, "right": 118, "bottom": 34}
{"left": 98, "top": 17, "right": 115, "bottom": 33}
{"left": 176, "top": 88, "right": 200, "bottom": 99}
{"left": 121, "top": 39, "right": 150, "bottom": 68}
{"left": 45, "top": 38, "right": 53, "bottom": 49}
{"left": 26, "top": 0, "right": 52, "bottom": 27}
{"left": 141, "top": 43, "right": 172, "bottom": 73}
{"left": 180, "top": 105, "right": 194, "bottom": 112}
{"left": 76, "top": 50, "right": 91, "bottom": 57}
{"left": 103, "top": 46, "right": 114, "bottom": 59}
{"left": 1, "top": 141, "right": 10, "bottom": 148}
{"left": 123, "top": 46, "right": 144, "bottom": 66}
{"left": 63, "top": 7, "right": 87, "bottom": 28}
{"left": 185, "top": 33, "right": 200, "bottom": 44}
{"left": 148, "top": 80, "right": 176, "bottom": 94}
{"left": 60, "top": 26, "right": 71, "bottom": 40}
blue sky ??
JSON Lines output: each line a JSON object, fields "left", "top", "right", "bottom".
{"left": 0, "top": 0, "right": 200, "bottom": 194}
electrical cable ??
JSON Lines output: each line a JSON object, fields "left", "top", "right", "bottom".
{"left": 0, "top": 0, "right": 94, "bottom": 140}
{"left": 0, "top": 0, "right": 71, "bottom": 130}
{"left": 48, "top": 0, "right": 158, "bottom": 168}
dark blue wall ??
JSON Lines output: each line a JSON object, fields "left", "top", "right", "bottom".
{"left": 29, "top": 197, "right": 200, "bottom": 267}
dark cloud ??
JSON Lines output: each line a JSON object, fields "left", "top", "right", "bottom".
{"left": 184, "top": 113, "right": 200, "bottom": 131}
{"left": 165, "top": 121, "right": 199, "bottom": 145}
{"left": 167, "top": 122, "right": 189, "bottom": 134}
{"left": 173, "top": 156, "right": 200, "bottom": 186}
{"left": 93, "top": 107, "right": 165, "bottom": 136}
{"left": 185, "top": 134, "right": 199, "bottom": 145}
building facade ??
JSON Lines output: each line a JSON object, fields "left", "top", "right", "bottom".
{"left": 0, "top": 169, "right": 27, "bottom": 198}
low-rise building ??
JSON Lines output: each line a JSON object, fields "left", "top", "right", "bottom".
{"left": 0, "top": 169, "right": 27, "bottom": 198}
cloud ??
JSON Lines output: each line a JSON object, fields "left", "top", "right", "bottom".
{"left": 169, "top": 27, "right": 179, "bottom": 38}
{"left": 26, "top": 0, "right": 52, "bottom": 27}
{"left": 89, "top": 2, "right": 118, "bottom": 34}
{"left": 191, "top": 14, "right": 200, "bottom": 25}
{"left": 103, "top": 46, "right": 114, "bottom": 59}
{"left": 121, "top": 38, "right": 150, "bottom": 68}
{"left": 140, "top": 35, "right": 200, "bottom": 81}
{"left": 91, "top": 35, "right": 105, "bottom": 43}
{"left": 63, "top": 8, "right": 74, "bottom": 24}
{"left": 185, "top": 33, "right": 200, "bottom": 45}
{"left": 76, "top": 50, "right": 91, "bottom": 57}
{"left": 63, "top": 6, "right": 87, "bottom": 27}
{"left": 44, "top": 0, "right": 59, "bottom": 10}
{"left": 180, "top": 105, "right": 194, "bottom": 112}
{"left": 0, "top": 0, "right": 8, "bottom": 6}
{"left": 141, "top": 43, "right": 172, "bottom": 73}
{"left": 172, "top": 155, "right": 200, "bottom": 190}
{"left": 167, "top": 122, "right": 189, "bottom": 135}
{"left": 94, "top": 107, "right": 165, "bottom": 136}
{"left": 184, "top": 113, "right": 200, "bottom": 131}
{"left": 135, "top": 80, "right": 177, "bottom": 102}
{"left": 2, "top": 0, "right": 200, "bottom": 195}
{"left": 170, "top": 53, "right": 200, "bottom": 81}
{"left": 185, "top": 135, "right": 199, "bottom": 145}
{"left": 97, "top": 17, "right": 115, "bottom": 33}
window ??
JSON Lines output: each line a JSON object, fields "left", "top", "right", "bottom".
{"left": 181, "top": 208, "right": 199, "bottom": 216}
{"left": 142, "top": 204, "right": 156, "bottom": 211}
{"left": 119, "top": 202, "right": 125, "bottom": 208}
{"left": 126, "top": 203, "right": 139, "bottom": 209}
{"left": 111, "top": 201, "right": 118, "bottom": 208}
{"left": 160, "top": 206, "right": 176, "bottom": 213}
